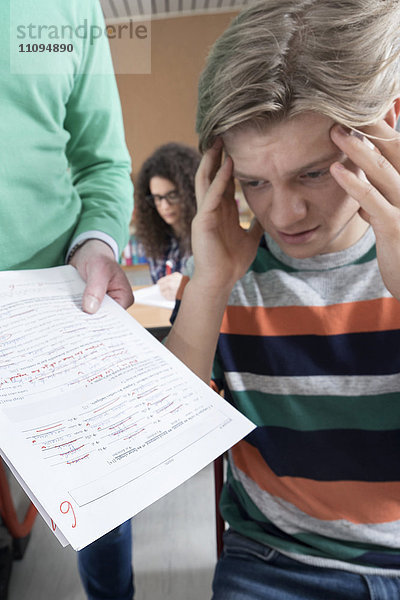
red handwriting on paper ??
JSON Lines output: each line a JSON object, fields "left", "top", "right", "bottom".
{"left": 51, "top": 519, "right": 57, "bottom": 531}
{"left": 60, "top": 501, "right": 77, "bottom": 528}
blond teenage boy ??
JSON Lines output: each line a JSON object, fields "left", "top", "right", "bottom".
{"left": 166, "top": 1, "right": 400, "bottom": 597}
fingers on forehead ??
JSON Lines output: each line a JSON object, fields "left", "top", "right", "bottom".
{"left": 199, "top": 142, "right": 222, "bottom": 172}
{"left": 361, "top": 121, "right": 400, "bottom": 159}
{"left": 333, "top": 121, "right": 400, "bottom": 171}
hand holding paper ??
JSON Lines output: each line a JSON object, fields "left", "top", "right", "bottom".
{"left": 0, "top": 266, "right": 254, "bottom": 550}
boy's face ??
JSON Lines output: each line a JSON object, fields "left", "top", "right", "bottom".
{"left": 223, "top": 112, "right": 369, "bottom": 259}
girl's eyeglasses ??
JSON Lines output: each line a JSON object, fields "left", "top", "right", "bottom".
{"left": 146, "top": 190, "right": 180, "bottom": 206}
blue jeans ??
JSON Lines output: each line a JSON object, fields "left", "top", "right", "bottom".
{"left": 77, "top": 520, "right": 134, "bottom": 600}
{"left": 212, "top": 530, "right": 400, "bottom": 600}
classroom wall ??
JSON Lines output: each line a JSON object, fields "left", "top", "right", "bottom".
{"left": 111, "top": 13, "right": 237, "bottom": 177}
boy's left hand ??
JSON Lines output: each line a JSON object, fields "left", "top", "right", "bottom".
{"left": 330, "top": 120, "right": 400, "bottom": 300}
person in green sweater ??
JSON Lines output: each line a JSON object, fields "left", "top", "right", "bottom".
{"left": 1, "top": 1, "right": 135, "bottom": 599}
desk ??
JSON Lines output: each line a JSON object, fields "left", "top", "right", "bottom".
{"left": 127, "top": 286, "right": 172, "bottom": 340}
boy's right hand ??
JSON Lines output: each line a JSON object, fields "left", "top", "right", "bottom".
{"left": 165, "top": 140, "right": 263, "bottom": 382}
{"left": 191, "top": 139, "right": 263, "bottom": 295}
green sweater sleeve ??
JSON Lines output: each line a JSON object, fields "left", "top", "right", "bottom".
{"left": 64, "top": 0, "right": 133, "bottom": 254}
{"left": 0, "top": 0, "right": 133, "bottom": 270}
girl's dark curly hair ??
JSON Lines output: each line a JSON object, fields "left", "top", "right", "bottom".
{"left": 134, "top": 142, "right": 201, "bottom": 260}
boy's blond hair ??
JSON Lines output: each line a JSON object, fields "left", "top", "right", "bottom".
{"left": 197, "top": 0, "right": 400, "bottom": 151}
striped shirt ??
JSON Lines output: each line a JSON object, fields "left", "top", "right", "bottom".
{"left": 177, "top": 226, "right": 400, "bottom": 575}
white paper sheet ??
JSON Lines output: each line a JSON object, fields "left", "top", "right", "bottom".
{"left": 0, "top": 266, "right": 254, "bottom": 550}
{"left": 133, "top": 284, "right": 175, "bottom": 309}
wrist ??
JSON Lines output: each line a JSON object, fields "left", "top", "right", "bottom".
{"left": 67, "top": 241, "right": 86, "bottom": 263}
{"left": 190, "top": 270, "right": 235, "bottom": 302}
{"left": 68, "top": 239, "right": 115, "bottom": 266}
{"left": 186, "top": 275, "right": 233, "bottom": 310}
{"left": 67, "top": 232, "right": 119, "bottom": 264}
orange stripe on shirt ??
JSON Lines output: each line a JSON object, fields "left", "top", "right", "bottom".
{"left": 232, "top": 441, "right": 400, "bottom": 524}
{"left": 221, "top": 297, "right": 400, "bottom": 337}
{"left": 176, "top": 275, "right": 190, "bottom": 301}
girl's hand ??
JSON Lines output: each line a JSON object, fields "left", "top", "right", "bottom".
{"left": 330, "top": 120, "right": 400, "bottom": 299}
{"left": 157, "top": 272, "right": 183, "bottom": 301}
